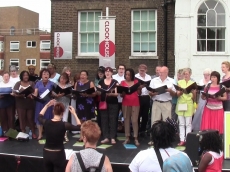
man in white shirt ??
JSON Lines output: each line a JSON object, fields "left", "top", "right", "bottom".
{"left": 149, "top": 66, "right": 176, "bottom": 125}
{"left": 9, "top": 65, "right": 20, "bottom": 85}
{"left": 112, "top": 64, "right": 125, "bottom": 119}
{"left": 47, "top": 63, "right": 60, "bottom": 84}
{"left": 135, "top": 64, "right": 152, "bottom": 137}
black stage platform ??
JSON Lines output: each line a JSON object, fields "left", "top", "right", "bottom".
{"left": 0, "top": 133, "right": 229, "bottom": 172}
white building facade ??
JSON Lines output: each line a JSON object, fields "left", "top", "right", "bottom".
{"left": 175, "top": 0, "right": 230, "bottom": 82}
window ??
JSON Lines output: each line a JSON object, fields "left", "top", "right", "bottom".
{"left": 26, "top": 59, "right": 36, "bottom": 66}
{"left": 10, "top": 59, "right": 19, "bottom": 69}
{"left": 131, "top": 10, "right": 157, "bottom": 56}
{"left": 40, "top": 59, "right": 50, "bottom": 69}
{"left": 78, "top": 11, "right": 101, "bottom": 55}
{"left": 197, "top": 0, "right": 225, "bottom": 52}
{"left": 0, "top": 41, "right": 3, "bottom": 52}
{"left": 40, "top": 40, "right": 51, "bottom": 51}
{"left": 10, "top": 41, "right": 20, "bottom": 52}
{"left": 27, "top": 41, "right": 36, "bottom": 48}
{"left": 0, "top": 59, "right": 4, "bottom": 70}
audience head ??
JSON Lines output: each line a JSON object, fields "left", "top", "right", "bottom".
{"left": 117, "top": 64, "right": 126, "bottom": 76}
{"left": 2, "top": 71, "right": 10, "bottom": 83}
{"left": 221, "top": 61, "right": 230, "bottom": 74}
{"left": 203, "top": 68, "right": 212, "bottom": 80}
{"left": 200, "top": 131, "right": 222, "bottom": 154}
{"left": 28, "top": 65, "right": 36, "bottom": 75}
{"left": 62, "top": 66, "right": 71, "bottom": 77}
{"left": 19, "top": 71, "right": 30, "bottom": 82}
{"left": 104, "top": 67, "right": 113, "bottom": 78}
{"left": 58, "top": 72, "right": 69, "bottom": 84}
{"left": 138, "top": 64, "right": 147, "bottom": 77}
{"left": 159, "top": 66, "right": 169, "bottom": 80}
{"left": 40, "top": 68, "right": 51, "bottom": 81}
{"left": 124, "top": 68, "right": 135, "bottom": 81}
{"left": 210, "top": 71, "right": 221, "bottom": 84}
{"left": 81, "top": 121, "right": 101, "bottom": 145}
{"left": 96, "top": 66, "right": 105, "bottom": 80}
{"left": 183, "top": 68, "right": 192, "bottom": 81}
{"left": 47, "top": 63, "right": 56, "bottom": 75}
{"left": 151, "top": 119, "right": 177, "bottom": 149}
{"left": 53, "top": 102, "right": 65, "bottom": 117}
{"left": 177, "top": 69, "right": 184, "bottom": 81}
{"left": 80, "top": 70, "right": 89, "bottom": 82}
{"left": 73, "top": 73, "right": 80, "bottom": 84}
{"left": 9, "top": 65, "right": 18, "bottom": 78}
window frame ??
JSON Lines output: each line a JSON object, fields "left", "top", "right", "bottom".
{"left": 131, "top": 9, "right": 157, "bottom": 57}
{"left": 26, "top": 59, "right": 36, "bottom": 66}
{"left": 0, "top": 41, "right": 4, "bottom": 52}
{"left": 0, "top": 59, "right": 4, "bottom": 70}
{"left": 78, "top": 11, "right": 102, "bottom": 56}
{"left": 27, "top": 41, "right": 37, "bottom": 48}
{"left": 40, "top": 40, "right": 51, "bottom": 51}
{"left": 196, "top": 0, "right": 226, "bottom": 54}
{"left": 10, "top": 59, "right": 19, "bottom": 69}
{"left": 10, "top": 41, "right": 20, "bottom": 52}
{"left": 40, "top": 59, "right": 50, "bottom": 70}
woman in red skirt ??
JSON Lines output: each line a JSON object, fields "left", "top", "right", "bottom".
{"left": 200, "top": 71, "right": 227, "bottom": 134}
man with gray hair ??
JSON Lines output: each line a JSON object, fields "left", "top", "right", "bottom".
{"left": 9, "top": 65, "right": 20, "bottom": 85}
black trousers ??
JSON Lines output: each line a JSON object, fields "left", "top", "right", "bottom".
{"left": 138, "top": 96, "right": 150, "bottom": 133}
{"left": 43, "top": 149, "right": 66, "bottom": 172}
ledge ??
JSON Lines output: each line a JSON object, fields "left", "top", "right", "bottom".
{"left": 129, "top": 56, "right": 158, "bottom": 60}
{"left": 193, "top": 53, "right": 230, "bottom": 56}
{"left": 75, "top": 56, "right": 99, "bottom": 59}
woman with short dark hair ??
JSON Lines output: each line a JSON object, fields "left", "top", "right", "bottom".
{"left": 13, "top": 71, "right": 36, "bottom": 138}
{"left": 38, "top": 100, "right": 81, "bottom": 172}
{"left": 65, "top": 120, "right": 112, "bottom": 172}
{"left": 34, "top": 68, "right": 54, "bottom": 140}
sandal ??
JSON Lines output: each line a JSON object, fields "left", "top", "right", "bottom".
{"left": 111, "top": 139, "right": 116, "bottom": 144}
{"left": 135, "top": 139, "right": 140, "bottom": 146}
{"left": 123, "top": 139, "right": 130, "bottom": 144}
{"left": 101, "top": 138, "right": 109, "bottom": 144}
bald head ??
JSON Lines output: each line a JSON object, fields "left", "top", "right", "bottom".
{"left": 159, "top": 66, "right": 169, "bottom": 80}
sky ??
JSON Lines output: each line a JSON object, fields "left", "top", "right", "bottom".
{"left": 0, "top": 0, "right": 51, "bottom": 30}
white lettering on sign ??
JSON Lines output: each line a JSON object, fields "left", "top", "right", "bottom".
{"left": 105, "top": 21, "right": 110, "bottom": 58}
{"left": 56, "top": 33, "right": 60, "bottom": 58}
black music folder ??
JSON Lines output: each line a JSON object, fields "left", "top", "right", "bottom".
{"left": 174, "top": 82, "right": 197, "bottom": 94}
{"left": 117, "top": 83, "right": 140, "bottom": 94}
{"left": 71, "top": 87, "right": 95, "bottom": 95}
{"left": 0, "top": 87, "right": 12, "bottom": 95}
{"left": 201, "top": 87, "right": 226, "bottom": 99}
{"left": 52, "top": 85, "right": 72, "bottom": 96}
{"left": 146, "top": 85, "right": 168, "bottom": 95}
{"left": 135, "top": 78, "right": 151, "bottom": 86}
{"left": 29, "top": 75, "right": 41, "bottom": 82}
{"left": 32, "top": 89, "right": 51, "bottom": 103}
{"left": 13, "top": 86, "right": 34, "bottom": 97}
{"left": 222, "top": 79, "right": 230, "bottom": 88}
{"left": 96, "top": 82, "right": 117, "bottom": 93}
{"left": 196, "top": 85, "right": 205, "bottom": 91}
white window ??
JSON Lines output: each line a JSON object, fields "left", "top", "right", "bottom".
{"left": 40, "top": 40, "right": 51, "bottom": 51}
{"left": 197, "top": 0, "right": 225, "bottom": 52}
{"left": 0, "top": 59, "right": 4, "bottom": 70}
{"left": 78, "top": 11, "right": 101, "bottom": 56}
{"left": 26, "top": 59, "right": 36, "bottom": 66}
{"left": 10, "top": 59, "right": 19, "bottom": 69}
{"left": 40, "top": 59, "right": 50, "bottom": 69}
{"left": 27, "top": 41, "right": 36, "bottom": 48}
{"left": 0, "top": 41, "right": 4, "bottom": 52}
{"left": 131, "top": 10, "right": 157, "bottom": 56}
{"left": 10, "top": 41, "right": 20, "bottom": 52}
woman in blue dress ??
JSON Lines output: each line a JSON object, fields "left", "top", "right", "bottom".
{"left": 34, "top": 69, "right": 55, "bottom": 140}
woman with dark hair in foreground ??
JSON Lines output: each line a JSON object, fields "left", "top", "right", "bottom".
{"left": 38, "top": 100, "right": 81, "bottom": 172}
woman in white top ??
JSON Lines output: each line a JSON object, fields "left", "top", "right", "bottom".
{"left": 9, "top": 65, "right": 20, "bottom": 85}
{"left": 129, "top": 119, "right": 194, "bottom": 172}
{"left": 0, "top": 72, "right": 16, "bottom": 133}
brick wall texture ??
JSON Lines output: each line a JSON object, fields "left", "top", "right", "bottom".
{"left": 51, "top": 0, "right": 175, "bottom": 80}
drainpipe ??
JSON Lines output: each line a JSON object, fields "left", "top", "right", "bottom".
{"left": 163, "top": 0, "right": 168, "bottom": 67}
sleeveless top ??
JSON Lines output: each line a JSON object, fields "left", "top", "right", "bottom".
{"left": 76, "top": 81, "right": 91, "bottom": 92}
{"left": 71, "top": 148, "right": 106, "bottom": 172}
{"left": 203, "top": 151, "right": 223, "bottom": 172}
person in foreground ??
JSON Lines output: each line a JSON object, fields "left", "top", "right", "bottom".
{"left": 198, "top": 132, "right": 223, "bottom": 172}
{"left": 129, "top": 119, "right": 194, "bottom": 172}
{"left": 65, "top": 121, "right": 113, "bottom": 172}
{"left": 38, "top": 100, "right": 81, "bottom": 172}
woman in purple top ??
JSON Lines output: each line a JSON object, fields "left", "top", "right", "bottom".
{"left": 221, "top": 61, "right": 230, "bottom": 111}
{"left": 33, "top": 69, "right": 55, "bottom": 140}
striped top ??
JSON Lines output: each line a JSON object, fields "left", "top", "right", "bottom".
{"left": 205, "top": 86, "right": 223, "bottom": 110}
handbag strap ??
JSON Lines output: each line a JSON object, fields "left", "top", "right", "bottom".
{"left": 154, "top": 147, "right": 163, "bottom": 171}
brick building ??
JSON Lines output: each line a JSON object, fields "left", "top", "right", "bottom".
{"left": 51, "top": 0, "right": 175, "bottom": 79}
{"left": 0, "top": 6, "right": 51, "bottom": 75}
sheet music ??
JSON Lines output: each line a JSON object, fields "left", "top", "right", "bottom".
{"left": 40, "top": 89, "right": 50, "bottom": 99}
{"left": 65, "top": 149, "right": 78, "bottom": 160}
{"left": 16, "top": 132, "right": 29, "bottom": 139}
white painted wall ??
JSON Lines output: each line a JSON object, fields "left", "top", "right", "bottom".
{"left": 175, "top": 0, "right": 230, "bottom": 82}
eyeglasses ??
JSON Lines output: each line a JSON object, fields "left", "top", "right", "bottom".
{"left": 119, "top": 68, "right": 125, "bottom": 70}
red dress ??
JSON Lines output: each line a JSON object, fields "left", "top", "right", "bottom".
{"left": 202, "top": 151, "right": 223, "bottom": 172}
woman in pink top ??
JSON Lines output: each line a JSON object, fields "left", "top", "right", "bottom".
{"left": 120, "top": 68, "right": 141, "bottom": 146}
{"left": 200, "top": 71, "right": 227, "bottom": 134}
{"left": 198, "top": 132, "right": 223, "bottom": 172}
